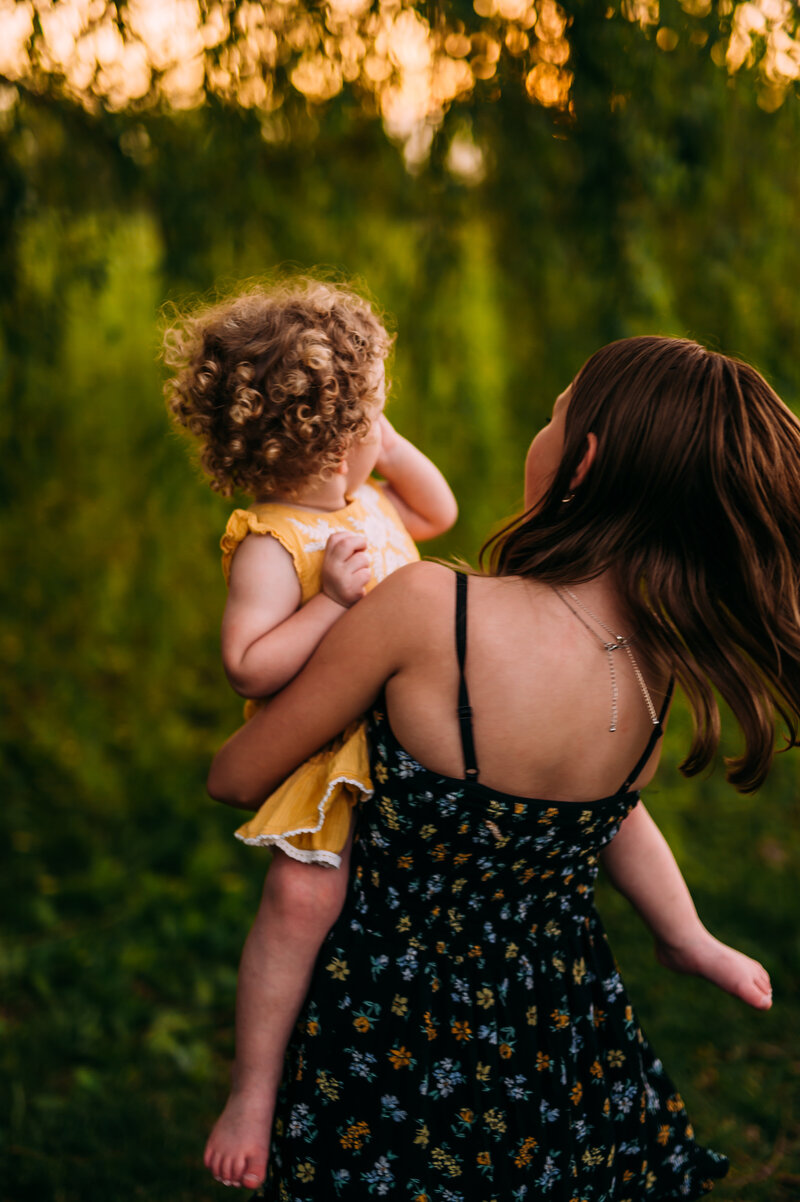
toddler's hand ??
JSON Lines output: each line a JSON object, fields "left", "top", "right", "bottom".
{"left": 321, "top": 532, "right": 371, "bottom": 608}
{"left": 374, "top": 415, "right": 402, "bottom": 477}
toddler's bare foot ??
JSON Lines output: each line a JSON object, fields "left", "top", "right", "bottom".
{"left": 204, "top": 1088, "right": 274, "bottom": 1190}
{"left": 656, "top": 930, "right": 772, "bottom": 1010}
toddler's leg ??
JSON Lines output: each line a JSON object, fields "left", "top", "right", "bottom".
{"left": 655, "top": 932, "right": 772, "bottom": 1009}
{"left": 204, "top": 840, "right": 351, "bottom": 1190}
{"left": 602, "top": 802, "right": 772, "bottom": 1011}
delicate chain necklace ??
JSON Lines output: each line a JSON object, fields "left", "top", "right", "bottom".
{"left": 553, "top": 587, "right": 659, "bottom": 733}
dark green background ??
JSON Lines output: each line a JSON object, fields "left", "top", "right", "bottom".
{"left": 2, "top": 5, "right": 799, "bottom": 1198}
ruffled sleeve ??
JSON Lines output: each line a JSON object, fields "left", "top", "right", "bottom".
{"left": 220, "top": 508, "right": 301, "bottom": 586}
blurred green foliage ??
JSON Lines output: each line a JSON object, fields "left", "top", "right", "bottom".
{"left": 2, "top": 9, "right": 800, "bottom": 1199}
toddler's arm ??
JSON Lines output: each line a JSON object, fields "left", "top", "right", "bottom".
{"left": 222, "top": 530, "right": 370, "bottom": 698}
{"left": 375, "top": 416, "right": 458, "bottom": 541}
{"left": 601, "top": 801, "right": 772, "bottom": 1010}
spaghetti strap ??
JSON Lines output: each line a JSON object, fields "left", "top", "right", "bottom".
{"left": 454, "top": 568, "right": 672, "bottom": 794}
{"left": 455, "top": 572, "right": 479, "bottom": 779}
{"left": 617, "top": 675, "right": 675, "bottom": 794}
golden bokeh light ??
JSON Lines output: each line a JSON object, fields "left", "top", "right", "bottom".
{"left": 0, "top": 0, "right": 797, "bottom": 153}
{"left": 656, "top": 26, "right": 679, "bottom": 50}
{"left": 0, "top": 0, "right": 566, "bottom": 136}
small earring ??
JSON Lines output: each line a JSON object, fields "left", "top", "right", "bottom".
{"left": 561, "top": 492, "right": 575, "bottom": 504}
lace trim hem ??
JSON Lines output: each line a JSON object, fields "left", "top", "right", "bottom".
{"left": 234, "top": 774, "right": 374, "bottom": 868}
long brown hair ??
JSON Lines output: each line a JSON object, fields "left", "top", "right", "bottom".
{"left": 482, "top": 336, "right": 800, "bottom": 792}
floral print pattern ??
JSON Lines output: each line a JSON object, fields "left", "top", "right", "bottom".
{"left": 261, "top": 705, "right": 728, "bottom": 1201}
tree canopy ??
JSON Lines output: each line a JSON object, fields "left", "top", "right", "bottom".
{"left": 2, "top": 0, "right": 798, "bottom": 163}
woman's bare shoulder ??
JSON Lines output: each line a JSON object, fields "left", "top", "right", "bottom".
{"left": 369, "top": 559, "right": 457, "bottom": 605}
{"left": 359, "top": 560, "right": 457, "bottom": 646}
{"left": 389, "top": 558, "right": 456, "bottom": 588}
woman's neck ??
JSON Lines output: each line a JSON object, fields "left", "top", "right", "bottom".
{"left": 511, "top": 570, "right": 633, "bottom": 635}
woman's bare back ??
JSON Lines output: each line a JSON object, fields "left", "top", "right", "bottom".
{"left": 383, "top": 563, "right": 672, "bottom": 802}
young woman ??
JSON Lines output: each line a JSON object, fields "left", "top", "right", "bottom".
{"left": 206, "top": 336, "right": 797, "bottom": 1200}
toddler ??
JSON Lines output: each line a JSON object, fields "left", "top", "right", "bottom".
{"left": 164, "top": 277, "right": 457, "bottom": 1188}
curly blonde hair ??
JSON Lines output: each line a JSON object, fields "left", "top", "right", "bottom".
{"left": 163, "top": 277, "right": 393, "bottom": 498}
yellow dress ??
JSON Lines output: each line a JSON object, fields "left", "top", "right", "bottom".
{"left": 221, "top": 480, "right": 419, "bottom": 868}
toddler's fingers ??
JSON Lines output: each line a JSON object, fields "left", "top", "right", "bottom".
{"left": 323, "top": 531, "right": 349, "bottom": 556}
{"left": 326, "top": 531, "right": 366, "bottom": 548}
{"left": 346, "top": 552, "right": 371, "bottom": 575}
{"left": 341, "top": 535, "right": 368, "bottom": 554}
{"left": 325, "top": 532, "right": 367, "bottom": 561}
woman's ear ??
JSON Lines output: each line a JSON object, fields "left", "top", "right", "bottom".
{"left": 570, "top": 433, "right": 597, "bottom": 491}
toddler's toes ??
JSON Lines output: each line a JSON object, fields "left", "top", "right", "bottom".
{"left": 754, "top": 972, "right": 773, "bottom": 1009}
{"left": 234, "top": 1153, "right": 253, "bottom": 1187}
{"left": 736, "top": 969, "right": 771, "bottom": 1010}
{"left": 205, "top": 1092, "right": 272, "bottom": 1188}
{"left": 752, "top": 986, "right": 772, "bottom": 1009}
{"left": 242, "top": 1157, "right": 267, "bottom": 1190}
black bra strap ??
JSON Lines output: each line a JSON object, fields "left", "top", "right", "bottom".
{"left": 618, "top": 675, "right": 675, "bottom": 794}
{"left": 455, "top": 572, "right": 479, "bottom": 780}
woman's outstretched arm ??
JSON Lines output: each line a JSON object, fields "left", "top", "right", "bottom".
{"left": 601, "top": 801, "right": 772, "bottom": 1010}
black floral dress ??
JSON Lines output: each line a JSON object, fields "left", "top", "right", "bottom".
{"left": 262, "top": 575, "right": 728, "bottom": 1202}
